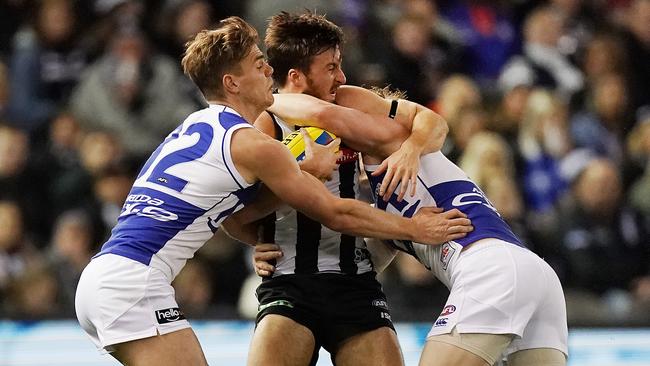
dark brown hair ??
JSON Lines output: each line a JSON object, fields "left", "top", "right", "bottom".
{"left": 182, "top": 16, "right": 258, "bottom": 99}
{"left": 265, "top": 11, "right": 344, "bottom": 86}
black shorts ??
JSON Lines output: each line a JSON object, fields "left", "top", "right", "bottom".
{"left": 255, "top": 272, "right": 395, "bottom": 355}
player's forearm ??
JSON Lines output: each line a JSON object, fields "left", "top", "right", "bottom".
{"left": 269, "top": 94, "right": 389, "bottom": 153}
{"left": 323, "top": 199, "right": 418, "bottom": 241}
{"left": 220, "top": 219, "right": 258, "bottom": 246}
{"left": 227, "top": 187, "right": 282, "bottom": 225}
{"left": 267, "top": 94, "right": 330, "bottom": 127}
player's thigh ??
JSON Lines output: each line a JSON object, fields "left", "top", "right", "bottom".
{"left": 419, "top": 340, "right": 488, "bottom": 366}
{"left": 420, "top": 329, "right": 512, "bottom": 366}
{"left": 507, "top": 348, "right": 567, "bottom": 366}
{"left": 248, "top": 314, "right": 316, "bottom": 366}
{"left": 334, "top": 326, "right": 403, "bottom": 366}
{"left": 112, "top": 328, "right": 207, "bottom": 366}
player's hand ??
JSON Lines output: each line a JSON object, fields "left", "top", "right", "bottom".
{"left": 411, "top": 207, "right": 473, "bottom": 245}
{"left": 299, "top": 128, "right": 341, "bottom": 181}
{"left": 372, "top": 140, "right": 420, "bottom": 202}
{"left": 253, "top": 243, "right": 283, "bottom": 277}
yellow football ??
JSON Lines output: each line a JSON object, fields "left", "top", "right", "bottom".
{"left": 282, "top": 127, "right": 338, "bottom": 161}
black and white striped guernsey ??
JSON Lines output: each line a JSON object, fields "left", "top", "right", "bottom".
{"left": 261, "top": 113, "right": 374, "bottom": 276}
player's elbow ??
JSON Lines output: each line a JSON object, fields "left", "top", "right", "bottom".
{"left": 313, "top": 103, "right": 338, "bottom": 124}
{"left": 436, "top": 114, "right": 450, "bottom": 137}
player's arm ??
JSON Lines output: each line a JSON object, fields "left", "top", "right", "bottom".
{"left": 231, "top": 128, "right": 471, "bottom": 244}
{"left": 267, "top": 94, "right": 408, "bottom": 158}
{"left": 335, "top": 86, "right": 449, "bottom": 200}
{"left": 335, "top": 86, "right": 448, "bottom": 154}
{"left": 220, "top": 185, "right": 281, "bottom": 245}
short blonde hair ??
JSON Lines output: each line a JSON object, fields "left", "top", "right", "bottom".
{"left": 182, "top": 16, "right": 258, "bottom": 99}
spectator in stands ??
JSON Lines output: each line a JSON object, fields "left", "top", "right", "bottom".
{"left": 489, "top": 82, "right": 532, "bottom": 152}
{"left": 499, "top": 6, "right": 584, "bottom": 101}
{"left": 441, "top": 0, "right": 517, "bottom": 86}
{"left": 434, "top": 74, "right": 482, "bottom": 123}
{"left": 549, "top": 0, "right": 600, "bottom": 58}
{"left": 518, "top": 89, "right": 572, "bottom": 214}
{"left": 553, "top": 156, "right": 649, "bottom": 324}
{"left": 570, "top": 72, "right": 631, "bottom": 163}
{"left": 46, "top": 209, "right": 95, "bottom": 316}
{"left": 152, "top": 0, "right": 212, "bottom": 107}
{"left": 619, "top": 0, "right": 650, "bottom": 113}
{"left": 444, "top": 105, "right": 488, "bottom": 163}
{"left": 627, "top": 113, "right": 650, "bottom": 215}
{"left": 49, "top": 130, "right": 123, "bottom": 218}
{"left": 69, "top": 26, "right": 196, "bottom": 161}
{"left": 5, "top": 0, "right": 86, "bottom": 136}
{"left": 514, "top": 89, "right": 573, "bottom": 252}
{"left": 154, "top": 0, "right": 214, "bottom": 63}
{"left": 0, "top": 124, "right": 50, "bottom": 244}
{"left": 7, "top": 263, "right": 60, "bottom": 318}
{"left": 0, "top": 61, "right": 8, "bottom": 118}
{"left": 380, "top": 12, "right": 458, "bottom": 105}
{"left": 459, "top": 131, "right": 527, "bottom": 241}
{"left": 0, "top": 200, "right": 44, "bottom": 315}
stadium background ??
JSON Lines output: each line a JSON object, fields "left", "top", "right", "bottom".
{"left": 0, "top": 0, "right": 648, "bottom": 364}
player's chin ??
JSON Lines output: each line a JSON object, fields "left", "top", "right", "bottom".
{"left": 323, "top": 92, "right": 336, "bottom": 103}
{"left": 265, "top": 92, "right": 275, "bottom": 106}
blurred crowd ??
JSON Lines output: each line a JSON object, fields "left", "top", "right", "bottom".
{"left": 0, "top": 0, "right": 649, "bottom": 327}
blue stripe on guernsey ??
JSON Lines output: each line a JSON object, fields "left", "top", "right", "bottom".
{"left": 219, "top": 111, "right": 249, "bottom": 189}
{"left": 207, "top": 182, "right": 261, "bottom": 232}
{"left": 366, "top": 171, "right": 522, "bottom": 248}
{"left": 234, "top": 181, "right": 261, "bottom": 205}
{"left": 295, "top": 131, "right": 334, "bottom": 161}
{"left": 425, "top": 180, "right": 523, "bottom": 247}
{"left": 219, "top": 111, "right": 248, "bottom": 130}
{"left": 97, "top": 187, "right": 207, "bottom": 265}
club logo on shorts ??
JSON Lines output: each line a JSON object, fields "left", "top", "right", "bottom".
{"left": 440, "top": 305, "right": 456, "bottom": 316}
{"left": 440, "top": 243, "right": 456, "bottom": 270}
{"left": 434, "top": 317, "right": 448, "bottom": 327}
{"left": 155, "top": 307, "right": 186, "bottom": 324}
{"left": 372, "top": 299, "right": 389, "bottom": 309}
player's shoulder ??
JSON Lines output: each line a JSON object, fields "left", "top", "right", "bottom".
{"left": 231, "top": 126, "right": 284, "bottom": 160}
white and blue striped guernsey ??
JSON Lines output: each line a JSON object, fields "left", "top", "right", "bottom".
{"left": 96, "top": 104, "right": 260, "bottom": 281}
{"left": 365, "top": 151, "right": 522, "bottom": 259}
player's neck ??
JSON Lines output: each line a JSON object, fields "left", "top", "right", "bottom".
{"left": 207, "top": 98, "right": 264, "bottom": 124}
{"left": 277, "top": 85, "right": 304, "bottom": 95}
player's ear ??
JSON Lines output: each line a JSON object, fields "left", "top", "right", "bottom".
{"left": 287, "top": 69, "right": 305, "bottom": 88}
{"left": 223, "top": 73, "right": 239, "bottom": 94}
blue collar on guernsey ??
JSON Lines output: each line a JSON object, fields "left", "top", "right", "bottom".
{"left": 208, "top": 103, "right": 241, "bottom": 116}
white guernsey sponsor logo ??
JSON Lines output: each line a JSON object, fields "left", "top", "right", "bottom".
{"left": 121, "top": 194, "right": 179, "bottom": 222}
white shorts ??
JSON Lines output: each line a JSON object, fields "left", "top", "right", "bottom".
{"left": 427, "top": 239, "right": 568, "bottom": 356}
{"left": 75, "top": 254, "right": 191, "bottom": 353}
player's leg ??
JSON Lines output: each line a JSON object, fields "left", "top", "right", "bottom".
{"left": 333, "top": 326, "right": 403, "bottom": 366}
{"left": 111, "top": 328, "right": 208, "bottom": 366}
{"left": 247, "top": 314, "right": 317, "bottom": 366}
{"left": 76, "top": 254, "right": 201, "bottom": 365}
{"left": 419, "top": 328, "right": 512, "bottom": 366}
{"left": 507, "top": 348, "right": 567, "bottom": 366}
